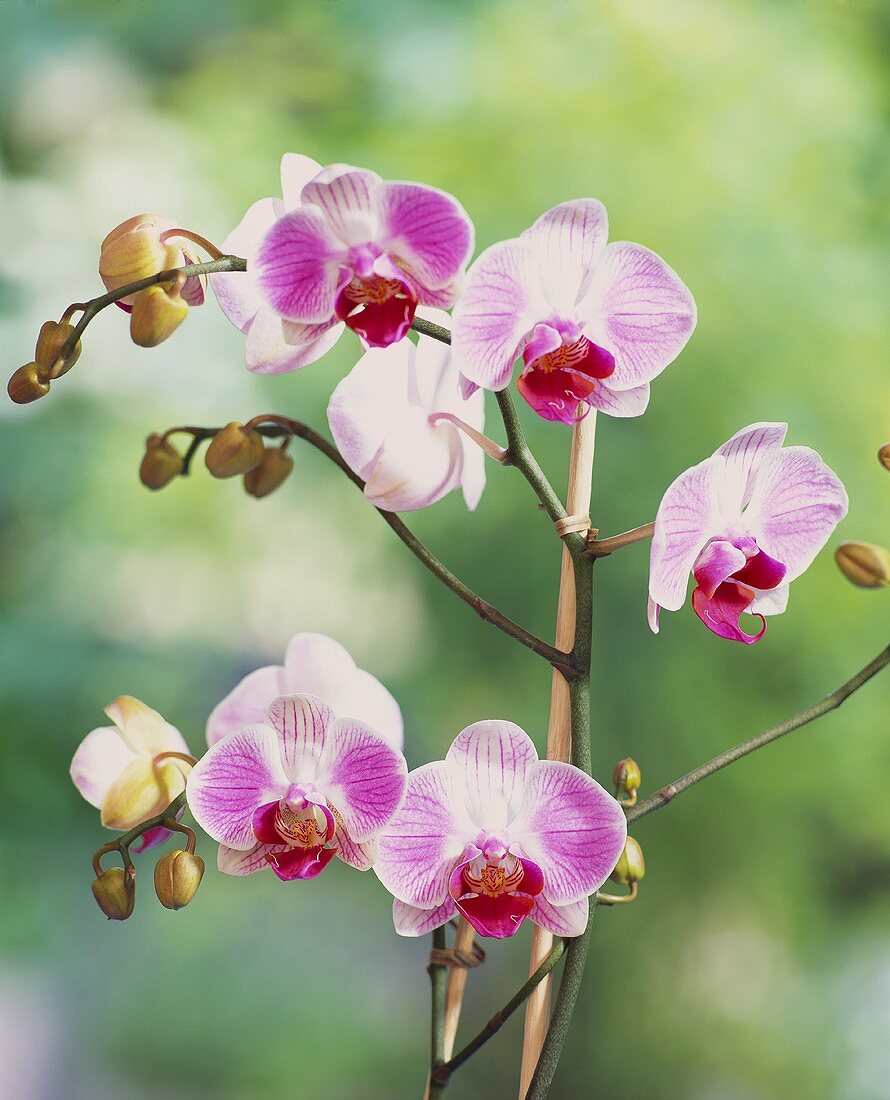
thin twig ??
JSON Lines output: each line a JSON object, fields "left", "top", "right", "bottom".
{"left": 428, "top": 926, "right": 448, "bottom": 1100}
{"left": 627, "top": 642, "right": 890, "bottom": 824}
{"left": 587, "top": 521, "right": 655, "bottom": 557}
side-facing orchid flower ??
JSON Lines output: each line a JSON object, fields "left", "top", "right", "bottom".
{"left": 188, "top": 694, "right": 407, "bottom": 881}
{"left": 206, "top": 632, "right": 403, "bottom": 750}
{"left": 648, "top": 422, "right": 848, "bottom": 643}
{"left": 211, "top": 154, "right": 474, "bottom": 373}
{"left": 452, "top": 200, "right": 696, "bottom": 423}
{"left": 327, "top": 321, "right": 486, "bottom": 513}
{"left": 70, "top": 696, "right": 194, "bottom": 851}
{"left": 100, "top": 214, "right": 206, "bottom": 310}
{"left": 374, "top": 721, "right": 626, "bottom": 939}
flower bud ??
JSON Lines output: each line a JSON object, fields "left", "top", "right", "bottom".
{"left": 34, "top": 321, "right": 82, "bottom": 377}
{"left": 613, "top": 757, "right": 641, "bottom": 801}
{"left": 878, "top": 443, "right": 890, "bottom": 473}
{"left": 91, "top": 866, "right": 135, "bottom": 920}
{"left": 154, "top": 849, "right": 205, "bottom": 910}
{"left": 99, "top": 214, "right": 184, "bottom": 302}
{"left": 835, "top": 540, "right": 890, "bottom": 589}
{"left": 139, "top": 434, "right": 184, "bottom": 490}
{"left": 609, "top": 836, "right": 645, "bottom": 886}
{"left": 7, "top": 363, "right": 50, "bottom": 404}
{"left": 205, "top": 422, "right": 265, "bottom": 478}
{"left": 244, "top": 447, "right": 294, "bottom": 499}
{"left": 129, "top": 286, "right": 189, "bottom": 348}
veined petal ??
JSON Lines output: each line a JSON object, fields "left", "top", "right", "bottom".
{"left": 585, "top": 379, "right": 651, "bottom": 418}
{"left": 210, "top": 197, "right": 282, "bottom": 332}
{"left": 186, "top": 724, "right": 289, "bottom": 850}
{"left": 301, "top": 164, "right": 380, "bottom": 246}
{"left": 693, "top": 539, "right": 748, "bottom": 599}
{"left": 245, "top": 309, "right": 343, "bottom": 374}
{"left": 101, "top": 756, "right": 186, "bottom": 831}
{"left": 71, "top": 726, "right": 137, "bottom": 809}
{"left": 746, "top": 446, "right": 848, "bottom": 581}
{"left": 512, "top": 761, "right": 627, "bottom": 905}
{"left": 283, "top": 633, "right": 403, "bottom": 751}
{"left": 374, "top": 181, "right": 474, "bottom": 291}
{"left": 335, "top": 829, "right": 377, "bottom": 871}
{"left": 104, "top": 695, "right": 187, "bottom": 757}
{"left": 327, "top": 344, "right": 413, "bottom": 480}
{"left": 279, "top": 152, "right": 324, "bottom": 208}
{"left": 218, "top": 840, "right": 287, "bottom": 876}
{"left": 446, "top": 720, "right": 538, "bottom": 834}
{"left": 205, "top": 665, "right": 286, "bottom": 747}
{"left": 319, "top": 718, "right": 407, "bottom": 843}
{"left": 582, "top": 241, "right": 696, "bottom": 390}
{"left": 649, "top": 455, "right": 721, "bottom": 614}
{"left": 750, "top": 581, "right": 790, "bottom": 616}
{"left": 363, "top": 409, "right": 463, "bottom": 512}
{"left": 392, "top": 897, "right": 456, "bottom": 937}
{"left": 265, "top": 694, "right": 334, "bottom": 783}
{"left": 713, "top": 422, "right": 787, "bottom": 518}
{"left": 255, "top": 206, "right": 344, "bottom": 323}
{"left": 530, "top": 895, "right": 589, "bottom": 938}
{"left": 452, "top": 238, "right": 539, "bottom": 391}
{"left": 375, "top": 761, "right": 473, "bottom": 908}
{"left": 522, "top": 199, "right": 608, "bottom": 314}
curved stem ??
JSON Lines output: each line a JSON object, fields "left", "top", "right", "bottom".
{"left": 627, "top": 642, "right": 890, "bottom": 824}
{"left": 428, "top": 925, "right": 448, "bottom": 1100}
{"left": 587, "top": 521, "right": 655, "bottom": 557}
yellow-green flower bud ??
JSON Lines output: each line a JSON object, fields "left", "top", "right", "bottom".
{"left": 610, "top": 837, "right": 645, "bottom": 886}
{"left": 7, "top": 363, "right": 51, "bottom": 404}
{"left": 91, "top": 866, "right": 135, "bottom": 920}
{"left": 835, "top": 540, "right": 890, "bottom": 589}
{"left": 129, "top": 286, "right": 189, "bottom": 348}
{"left": 878, "top": 443, "right": 890, "bottom": 473}
{"left": 205, "top": 422, "right": 265, "bottom": 478}
{"left": 139, "top": 434, "right": 184, "bottom": 490}
{"left": 613, "top": 757, "right": 642, "bottom": 801}
{"left": 154, "top": 849, "right": 205, "bottom": 910}
{"left": 244, "top": 447, "right": 294, "bottom": 499}
{"left": 99, "top": 214, "right": 183, "bottom": 303}
{"left": 34, "top": 320, "right": 82, "bottom": 377}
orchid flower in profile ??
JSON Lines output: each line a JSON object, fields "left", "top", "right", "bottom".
{"left": 374, "top": 721, "right": 626, "bottom": 939}
{"left": 70, "top": 696, "right": 194, "bottom": 851}
{"left": 206, "top": 632, "right": 403, "bottom": 750}
{"left": 211, "top": 154, "right": 474, "bottom": 373}
{"left": 327, "top": 321, "right": 486, "bottom": 513}
{"left": 648, "top": 422, "right": 848, "bottom": 644}
{"left": 452, "top": 200, "right": 696, "bottom": 423}
{"left": 188, "top": 694, "right": 407, "bottom": 881}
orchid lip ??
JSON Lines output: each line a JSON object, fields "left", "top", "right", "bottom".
{"left": 447, "top": 841, "right": 545, "bottom": 939}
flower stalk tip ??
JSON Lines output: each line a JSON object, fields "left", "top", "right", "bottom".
{"left": 91, "top": 865, "right": 136, "bottom": 921}
{"left": 154, "top": 849, "right": 205, "bottom": 910}
{"left": 613, "top": 757, "right": 642, "bottom": 806}
{"left": 835, "top": 540, "right": 890, "bottom": 589}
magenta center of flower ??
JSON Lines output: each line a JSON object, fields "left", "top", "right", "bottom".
{"left": 448, "top": 837, "right": 544, "bottom": 939}
{"left": 691, "top": 540, "right": 787, "bottom": 645}
{"left": 334, "top": 272, "right": 417, "bottom": 348}
{"left": 252, "top": 786, "right": 338, "bottom": 882}
{"left": 517, "top": 336, "right": 616, "bottom": 424}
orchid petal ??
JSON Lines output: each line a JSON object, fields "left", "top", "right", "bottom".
{"left": 512, "top": 761, "right": 627, "bottom": 905}
{"left": 70, "top": 726, "right": 137, "bottom": 809}
{"left": 363, "top": 408, "right": 463, "bottom": 512}
{"left": 206, "top": 665, "right": 286, "bottom": 747}
{"left": 335, "top": 829, "right": 377, "bottom": 871}
{"left": 454, "top": 888, "right": 535, "bottom": 939}
{"left": 746, "top": 446, "right": 848, "bottom": 581}
{"left": 100, "top": 756, "right": 187, "bottom": 831}
{"left": 392, "top": 897, "right": 456, "bottom": 937}
{"left": 446, "top": 720, "right": 538, "bottom": 834}
{"left": 265, "top": 694, "right": 334, "bottom": 783}
{"left": 301, "top": 164, "right": 380, "bottom": 246}
{"left": 283, "top": 633, "right": 403, "bottom": 751}
{"left": 750, "top": 581, "right": 790, "bottom": 616}
{"left": 320, "top": 717, "right": 407, "bottom": 843}
{"left": 279, "top": 152, "right": 324, "bottom": 208}
{"left": 585, "top": 379, "right": 651, "bottom": 418}
{"left": 245, "top": 308, "right": 343, "bottom": 375}
{"left": 713, "top": 422, "right": 787, "bottom": 518}
{"left": 210, "top": 198, "right": 282, "bottom": 332}
{"left": 692, "top": 581, "right": 766, "bottom": 644}
{"left": 375, "top": 761, "right": 472, "bottom": 908}
{"left": 266, "top": 845, "right": 338, "bottom": 881}
{"left": 693, "top": 540, "right": 748, "bottom": 599}
{"left": 255, "top": 206, "right": 343, "bottom": 323}
{"left": 218, "top": 841, "right": 287, "bottom": 877}
{"left": 186, "top": 723, "right": 289, "bottom": 850}
{"left": 530, "top": 895, "right": 589, "bottom": 938}
{"left": 522, "top": 199, "right": 608, "bottom": 314}
{"left": 104, "top": 695, "right": 188, "bottom": 757}
{"left": 374, "top": 181, "right": 474, "bottom": 291}
{"left": 582, "top": 241, "right": 696, "bottom": 390}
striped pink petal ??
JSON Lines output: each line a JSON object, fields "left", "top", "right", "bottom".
{"left": 254, "top": 206, "right": 344, "bottom": 323}
{"left": 522, "top": 199, "right": 608, "bottom": 314}
{"left": 319, "top": 717, "right": 407, "bottom": 843}
{"left": 375, "top": 181, "right": 474, "bottom": 291}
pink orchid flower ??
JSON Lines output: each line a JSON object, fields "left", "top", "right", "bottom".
{"left": 206, "top": 632, "right": 403, "bottom": 751}
{"left": 452, "top": 200, "right": 696, "bottom": 424}
{"left": 211, "top": 154, "right": 474, "bottom": 373}
{"left": 327, "top": 320, "right": 486, "bottom": 513}
{"left": 70, "top": 696, "right": 193, "bottom": 851}
{"left": 188, "top": 694, "right": 407, "bottom": 881}
{"left": 648, "top": 422, "right": 848, "bottom": 644}
{"left": 374, "top": 721, "right": 627, "bottom": 939}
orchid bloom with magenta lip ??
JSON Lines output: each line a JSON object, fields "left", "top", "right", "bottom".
{"left": 70, "top": 696, "right": 194, "bottom": 851}
{"left": 206, "top": 632, "right": 403, "bottom": 750}
{"left": 648, "top": 422, "right": 848, "bottom": 644}
{"left": 211, "top": 154, "right": 474, "bottom": 373}
{"left": 187, "top": 694, "right": 407, "bottom": 880}
{"left": 374, "top": 721, "right": 627, "bottom": 939}
{"left": 327, "top": 321, "right": 486, "bottom": 513}
{"left": 452, "top": 200, "right": 696, "bottom": 423}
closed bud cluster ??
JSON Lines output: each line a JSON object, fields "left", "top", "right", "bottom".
{"left": 91, "top": 866, "right": 135, "bottom": 920}
{"left": 613, "top": 757, "right": 642, "bottom": 804}
{"left": 154, "top": 849, "right": 205, "bottom": 910}
{"left": 610, "top": 836, "right": 646, "bottom": 886}
{"left": 205, "top": 422, "right": 265, "bottom": 478}
{"left": 879, "top": 443, "right": 890, "bottom": 473}
{"left": 244, "top": 446, "right": 294, "bottom": 499}
{"left": 140, "top": 434, "right": 184, "bottom": 490}
{"left": 35, "top": 320, "right": 82, "bottom": 378}
{"left": 835, "top": 541, "right": 890, "bottom": 589}
{"left": 130, "top": 285, "right": 189, "bottom": 348}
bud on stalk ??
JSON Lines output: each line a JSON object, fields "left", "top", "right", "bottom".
{"left": 92, "top": 866, "right": 136, "bottom": 920}
{"left": 835, "top": 541, "right": 890, "bottom": 589}
{"left": 244, "top": 446, "right": 294, "bottom": 499}
{"left": 613, "top": 757, "right": 642, "bottom": 804}
{"left": 130, "top": 286, "right": 189, "bottom": 348}
{"left": 34, "top": 320, "right": 82, "bottom": 377}
{"left": 154, "top": 849, "right": 205, "bottom": 910}
{"left": 7, "top": 363, "right": 51, "bottom": 404}
{"left": 205, "top": 423, "right": 265, "bottom": 478}
{"left": 610, "top": 836, "right": 646, "bottom": 886}
{"left": 139, "top": 434, "right": 184, "bottom": 490}
{"left": 878, "top": 443, "right": 890, "bottom": 473}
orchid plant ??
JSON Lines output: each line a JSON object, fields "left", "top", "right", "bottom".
{"left": 12, "top": 153, "right": 888, "bottom": 1100}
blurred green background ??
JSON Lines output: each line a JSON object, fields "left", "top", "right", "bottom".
{"left": 1, "top": 0, "right": 888, "bottom": 1097}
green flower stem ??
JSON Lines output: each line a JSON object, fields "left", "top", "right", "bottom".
{"left": 428, "top": 925, "right": 449, "bottom": 1100}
